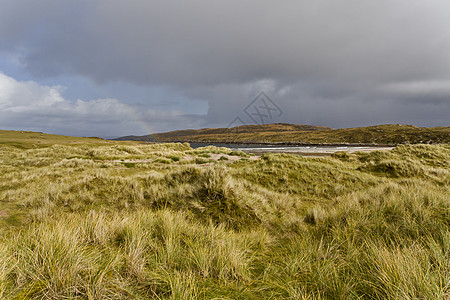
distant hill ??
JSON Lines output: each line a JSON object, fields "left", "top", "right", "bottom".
{"left": 0, "top": 129, "right": 122, "bottom": 149}
{"left": 115, "top": 123, "right": 450, "bottom": 145}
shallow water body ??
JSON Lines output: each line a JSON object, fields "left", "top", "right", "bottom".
{"left": 189, "top": 142, "right": 393, "bottom": 154}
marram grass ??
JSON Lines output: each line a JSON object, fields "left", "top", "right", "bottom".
{"left": 0, "top": 137, "right": 449, "bottom": 299}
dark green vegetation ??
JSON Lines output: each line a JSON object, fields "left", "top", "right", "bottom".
{"left": 0, "top": 130, "right": 449, "bottom": 299}
{"left": 117, "top": 123, "right": 450, "bottom": 145}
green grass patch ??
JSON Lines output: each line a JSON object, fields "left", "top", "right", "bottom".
{"left": 122, "top": 162, "right": 136, "bottom": 168}
{"left": 195, "top": 158, "right": 211, "bottom": 164}
{"left": 168, "top": 155, "right": 180, "bottom": 162}
{"left": 155, "top": 158, "right": 172, "bottom": 164}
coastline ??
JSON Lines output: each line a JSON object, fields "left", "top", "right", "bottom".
{"left": 156, "top": 140, "right": 398, "bottom": 147}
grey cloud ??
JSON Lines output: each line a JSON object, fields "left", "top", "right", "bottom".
{"left": 1, "top": 0, "right": 449, "bottom": 87}
{"left": 0, "top": 72, "right": 202, "bottom": 137}
{"left": 0, "top": 0, "right": 449, "bottom": 134}
{"left": 380, "top": 80, "right": 450, "bottom": 97}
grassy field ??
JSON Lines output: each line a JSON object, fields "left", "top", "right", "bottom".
{"left": 0, "top": 130, "right": 449, "bottom": 299}
{"left": 117, "top": 123, "right": 450, "bottom": 145}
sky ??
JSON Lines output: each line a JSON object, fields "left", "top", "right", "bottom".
{"left": 0, "top": 0, "right": 449, "bottom": 138}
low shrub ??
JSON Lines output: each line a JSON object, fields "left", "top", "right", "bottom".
{"left": 168, "top": 155, "right": 180, "bottom": 162}
{"left": 359, "top": 159, "right": 423, "bottom": 178}
{"left": 195, "top": 158, "right": 210, "bottom": 164}
{"left": 155, "top": 158, "right": 171, "bottom": 164}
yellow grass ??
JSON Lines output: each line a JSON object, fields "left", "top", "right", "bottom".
{"left": 0, "top": 131, "right": 448, "bottom": 298}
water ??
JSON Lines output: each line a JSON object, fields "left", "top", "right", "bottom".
{"left": 189, "top": 142, "right": 392, "bottom": 154}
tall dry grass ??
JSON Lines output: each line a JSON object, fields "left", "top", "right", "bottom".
{"left": 0, "top": 141, "right": 448, "bottom": 298}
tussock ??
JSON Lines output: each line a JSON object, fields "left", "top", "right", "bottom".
{"left": 0, "top": 138, "right": 449, "bottom": 298}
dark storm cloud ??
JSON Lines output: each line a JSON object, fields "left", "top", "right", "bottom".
{"left": 0, "top": 0, "right": 449, "bottom": 135}
{"left": 2, "top": 0, "right": 450, "bottom": 86}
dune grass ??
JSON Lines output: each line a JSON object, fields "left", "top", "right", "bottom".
{"left": 0, "top": 133, "right": 449, "bottom": 299}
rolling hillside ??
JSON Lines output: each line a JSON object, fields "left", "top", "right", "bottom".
{"left": 116, "top": 123, "right": 450, "bottom": 145}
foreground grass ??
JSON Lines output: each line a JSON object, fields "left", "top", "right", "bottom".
{"left": 0, "top": 133, "right": 449, "bottom": 299}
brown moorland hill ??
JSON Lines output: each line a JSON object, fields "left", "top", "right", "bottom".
{"left": 115, "top": 123, "right": 450, "bottom": 145}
